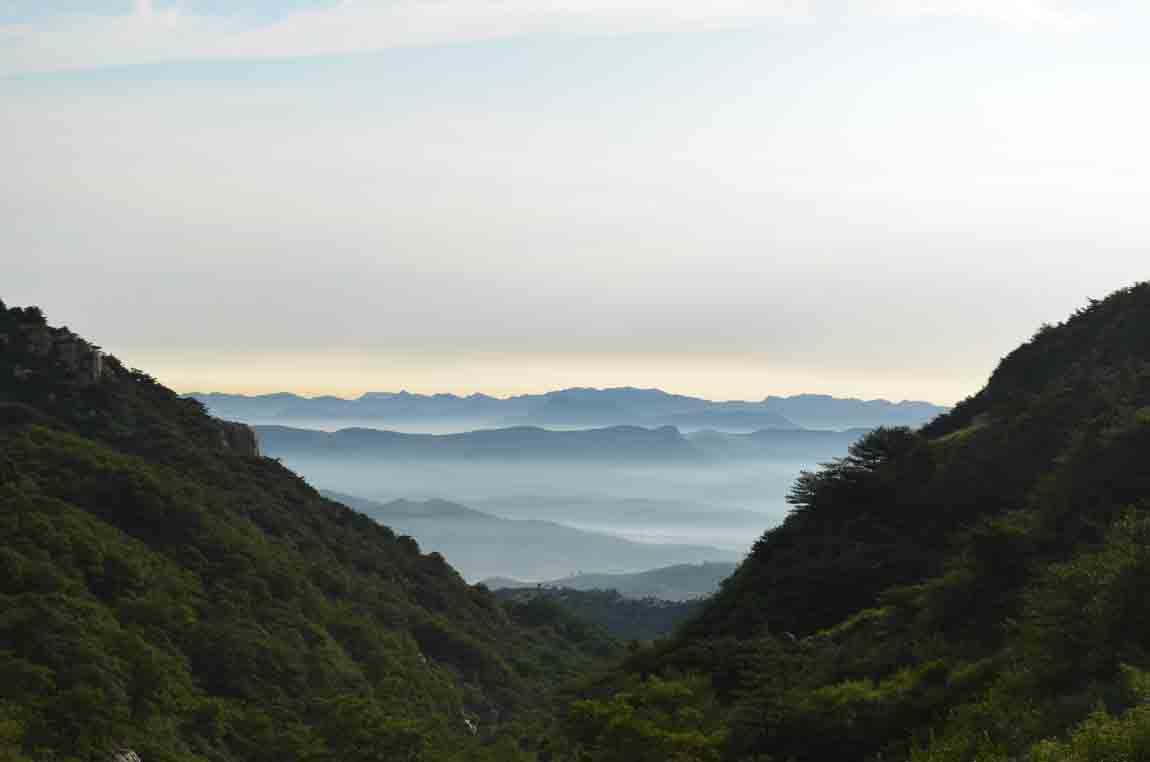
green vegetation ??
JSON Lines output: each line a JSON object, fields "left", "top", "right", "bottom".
{"left": 0, "top": 302, "right": 621, "bottom": 761}
{"left": 12, "top": 282, "right": 1150, "bottom": 761}
{"left": 494, "top": 588, "right": 705, "bottom": 641}
{"left": 566, "top": 282, "right": 1150, "bottom": 761}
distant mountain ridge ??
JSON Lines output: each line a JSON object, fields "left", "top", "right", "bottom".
{"left": 255, "top": 422, "right": 868, "bottom": 467}
{"left": 258, "top": 423, "right": 702, "bottom": 463}
{"left": 484, "top": 561, "right": 739, "bottom": 602}
{"left": 191, "top": 386, "right": 947, "bottom": 432}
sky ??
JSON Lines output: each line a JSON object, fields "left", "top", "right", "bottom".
{"left": 3, "top": 1, "right": 1148, "bottom": 404}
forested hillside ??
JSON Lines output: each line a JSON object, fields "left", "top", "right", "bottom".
{"left": 565, "top": 282, "right": 1150, "bottom": 762}
{"left": 493, "top": 588, "right": 706, "bottom": 641}
{"left": 0, "top": 301, "right": 620, "bottom": 762}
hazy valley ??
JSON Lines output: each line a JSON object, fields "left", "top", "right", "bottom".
{"left": 324, "top": 492, "right": 741, "bottom": 581}
{"left": 192, "top": 395, "right": 936, "bottom": 580}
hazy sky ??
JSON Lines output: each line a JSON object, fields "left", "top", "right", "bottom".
{"left": 4, "top": 1, "right": 1148, "bottom": 404}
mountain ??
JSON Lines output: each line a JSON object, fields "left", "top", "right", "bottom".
{"left": 325, "top": 493, "right": 740, "bottom": 582}
{"left": 257, "top": 423, "right": 703, "bottom": 463}
{"left": 759, "top": 393, "right": 948, "bottom": 429}
{"left": 686, "top": 427, "right": 868, "bottom": 460}
{"left": 254, "top": 422, "right": 869, "bottom": 469}
{"left": 484, "top": 562, "right": 738, "bottom": 602}
{"left": 253, "top": 422, "right": 865, "bottom": 555}
{"left": 0, "top": 301, "right": 620, "bottom": 762}
{"left": 563, "top": 282, "right": 1150, "bottom": 762}
{"left": 191, "top": 387, "right": 947, "bottom": 433}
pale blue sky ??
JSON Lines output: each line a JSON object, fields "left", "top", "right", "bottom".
{"left": 3, "top": 2, "right": 1148, "bottom": 403}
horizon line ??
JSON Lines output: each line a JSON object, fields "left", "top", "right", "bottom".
{"left": 181, "top": 385, "right": 950, "bottom": 407}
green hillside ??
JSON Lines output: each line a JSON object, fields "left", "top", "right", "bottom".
{"left": 0, "top": 301, "right": 620, "bottom": 762}
{"left": 565, "top": 282, "right": 1150, "bottom": 762}
{"left": 494, "top": 588, "right": 706, "bottom": 641}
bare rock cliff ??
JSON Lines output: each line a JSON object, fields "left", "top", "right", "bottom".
{"left": 216, "top": 419, "right": 261, "bottom": 456}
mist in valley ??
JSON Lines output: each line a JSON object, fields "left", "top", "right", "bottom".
{"left": 281, "top": 454, "right": 805, "bottom": 549}
{"left": 253, "top": 423, "right": 867, "bottom": 581}
{"left": 200, "top": 389, "right": 924, "bottom": 582}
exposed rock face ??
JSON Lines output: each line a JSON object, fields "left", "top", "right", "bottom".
{"left": 2, "top": 322, "right": 107, "bottom": 385}
{"left": 217, "top": 419, "right": 260, "bottom": 456}
{"left": 111, "top": 750, "right": 142, "bottom": 762}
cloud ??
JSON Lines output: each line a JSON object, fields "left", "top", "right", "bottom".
{"left": 0, "top": 0, "right": 808, "bottom": 76}
{"left": 863, "top": 0, "right": 1090, "bottom": 29}
{"left": 0, "top": 0, "right": 1091, "bottom": 76}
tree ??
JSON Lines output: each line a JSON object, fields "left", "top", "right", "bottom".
{"left": 0, "top": 718, "right": 29, "bottom": 762}
{"left": 312, "top": 697, "right": 426, "bottom": 762}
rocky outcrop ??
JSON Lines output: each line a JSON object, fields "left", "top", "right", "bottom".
{"left": 111, "top": 750, "right": 142, "bottom": 762}
{"left": 2, "top": 322, "right": 107, "bottom": 386}
{"left": 216, "top": 419, "right": 260, "bottom": 456}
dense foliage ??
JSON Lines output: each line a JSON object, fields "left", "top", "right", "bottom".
{"left": 0, "top": 301, "right": 621, "bottom": 762}
{"left": 568, "top": 282, "right": 1150, "bottom": 761}
{"left": 494, "top": 588, "right": 705, "bottom": 641}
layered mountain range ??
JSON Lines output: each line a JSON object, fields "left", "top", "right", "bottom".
{"left": 192, "top": 387, "right": 946, "bottom": 433}
{"left": 253, "top": 423, "right": 869, "bottom": 557}
{"left": 484, "top": 561, "right": 738, "bottom": 602}
{"left": 255, "top": 423, "right": 866, "bottom": 464}
{"left": 325, "top": 493, "right": 740, "bottom": 581}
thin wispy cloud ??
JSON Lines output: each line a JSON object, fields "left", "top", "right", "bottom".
{"left": 867, "top": 0, "right": 1090, "bottom": 29}
{"left": 1, "top": 0, "right": 1090, "bottom": 76}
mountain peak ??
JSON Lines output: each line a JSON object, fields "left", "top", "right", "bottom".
{"left": 1, "top": 302, "right": 260, "bottom": 458}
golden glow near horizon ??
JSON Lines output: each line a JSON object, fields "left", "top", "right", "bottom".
{"left": 8, "top": 5, "right": 1149, "bottom": 402}
{"left": 130, "top": 349, "right": 972, "bottom": 405}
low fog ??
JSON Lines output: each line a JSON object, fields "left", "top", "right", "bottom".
{"left": 207, "top": 391, "right": 888, "bottom": 580}
{"left": 276, "top": 454, "right": 807, "bottom": 550}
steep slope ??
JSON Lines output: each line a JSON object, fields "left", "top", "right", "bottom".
{"left": 566, "top": 282, "right": 1150, "bottom": 762}
{"left": 0, "top": 301, "right": 619, "bottom": 762}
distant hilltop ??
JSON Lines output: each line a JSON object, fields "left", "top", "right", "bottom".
{"left": 484, "top": 561, "right": 740, "bottom": 602}
{"left": 0, "top": 300, "right": 260, "bottom": 457}
{"left": 190, "top": 386, "right": 948, "bottom": 432}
